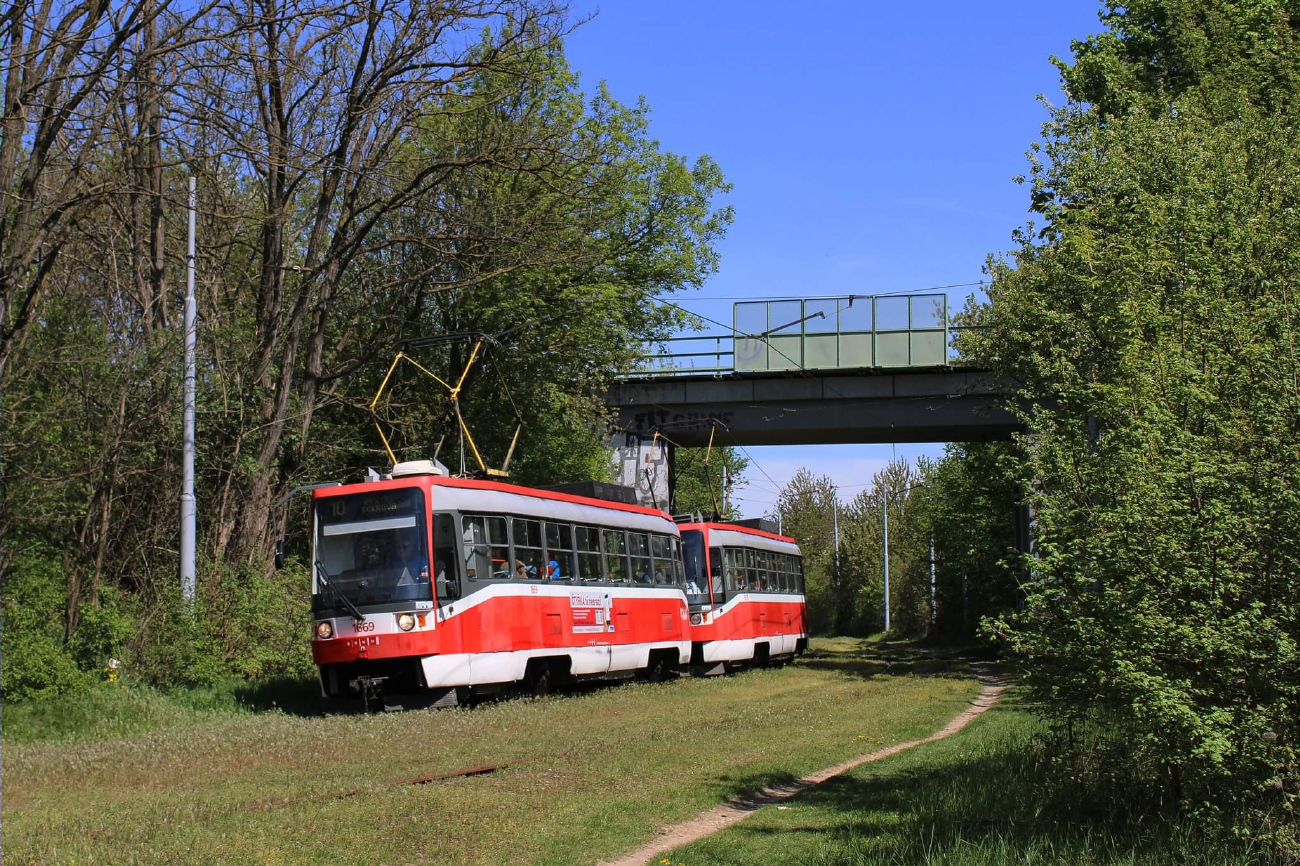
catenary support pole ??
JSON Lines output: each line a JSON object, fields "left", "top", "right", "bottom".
{"left": 929, "top": 534, "right": 936, "bottom": 627}
{"left": 181, "top": 177, "right": 197, "bottom": 604}
{"left": 832, "top": 495, "right": 840, "bottom": 568}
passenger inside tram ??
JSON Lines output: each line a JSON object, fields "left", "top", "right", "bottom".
{"left": 393, "top": 535, "right": 428, "bottom": 584}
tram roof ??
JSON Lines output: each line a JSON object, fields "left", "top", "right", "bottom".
{"left": 313, "top": 474, "right": 673, "bottom": 521}
{"left": 679, "top": 521, "right": 798, "bottom": 546}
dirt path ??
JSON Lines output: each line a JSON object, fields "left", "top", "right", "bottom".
{"left": 600, "top": 667, "right": 1007, "bottom": 866}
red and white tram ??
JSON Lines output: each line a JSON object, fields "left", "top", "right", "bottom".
{"left": 309, "top": 461, "right": 693, "bottom": 705}
{"left": 679, "top": 521, "right": 808, "bottom": 673}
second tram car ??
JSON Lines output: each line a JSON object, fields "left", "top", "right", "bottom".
{"left": 309, "top": 461, "right": 692, "bottom": 704}
{"left": 679, "top": 521, "right": 808, "bottom": 672}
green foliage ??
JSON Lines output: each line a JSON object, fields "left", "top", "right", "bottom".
{"left": 66, "top": 590, "right": 130, "bottom": 671}
{"left": 772, "top": 456, "right": 1018, "bottom": 642}
{"left": 774, "top": 469, "right": 839, "bottom": 634}
{"left": 672, "top": 445, "right": 749, "bottom": 517}
{"left": 1, "top": 544, "right": 93, "bottom": 700}
{"left": 965, "top": 0, "right": 1300, "bottom": 826}
{"left": 899, "top": 443, "right": 1024, "bottom": 642}
{"left": 2, "top": 21, "right": 730, "bottom": 701}
{"left": 1058, "top": 0, "right": 1300, "bottom": 118}
{"left": 127, "top": 561, "right": 315, "bottom": 689}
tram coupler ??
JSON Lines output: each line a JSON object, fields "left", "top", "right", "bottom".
{"left": 350, "top": 675, "right": 388, "bottom": 711}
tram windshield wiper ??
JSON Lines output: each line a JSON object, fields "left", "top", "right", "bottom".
{"left": 314, "top": 560, "right": 366, "bottom": 624}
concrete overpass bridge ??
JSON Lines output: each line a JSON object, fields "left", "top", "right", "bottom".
{"left": 608, "top": 368, "right": 1016, "bottom": 448}
{"left": 603, "top": 291, "right": 1029, "bottom": 575}
{"left": 607, "top": 293, "right": 1019, "bottom": 451}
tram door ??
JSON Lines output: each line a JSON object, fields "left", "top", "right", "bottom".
{"left": 432, "top": 513, "right": 460, "bottom": 601}
{"left": 708, "top": 547, "right": 725, "bottom": 604}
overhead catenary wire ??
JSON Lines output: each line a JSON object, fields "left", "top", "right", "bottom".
{"left": 652, "top": 280, "right": 986, "bottom": 304}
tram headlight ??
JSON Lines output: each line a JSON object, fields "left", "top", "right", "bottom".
{"left": 690, "top": 613, "right": 703, "bottom": 626}
{"left": 396, "top": 613, "right": 416, "bottom": 632}
{"left": 315, "top": 621, "right": 334, "bottom": 639}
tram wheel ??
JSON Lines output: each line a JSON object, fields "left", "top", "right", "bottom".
{"left": 528, "top": 665, "right": 552, "bottom": 698}
{"left": 640, "top": 656, "right": 665, "bottom": 683}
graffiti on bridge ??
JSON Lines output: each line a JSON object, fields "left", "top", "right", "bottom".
{"left": 629, "top": 409, "right": 736, "bottom": 435}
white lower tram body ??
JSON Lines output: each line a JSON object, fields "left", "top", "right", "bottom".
{"left": 420, "top": 640, "right": 691, "bottom": 688}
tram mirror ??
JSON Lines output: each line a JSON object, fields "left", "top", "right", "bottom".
{"left": 273, "top": 539, "right": 286, "bottom": 570}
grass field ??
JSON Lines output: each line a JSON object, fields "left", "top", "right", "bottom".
{"left": 1, "top": 638, "right": 977, "bottom": 865}
{"left": 6, "top": 639, "right": 1280, "bottom": 865}
{"left": 658, "top": 699, "right": 1288, "bottom": 866}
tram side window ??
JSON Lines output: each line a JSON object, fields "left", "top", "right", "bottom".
{"left": 602, "top": 528, "right": 628, "bottom": 584}
{"left": 744, "top": 548, "right": 759, "bottom": 591}
{"left": 776, "top": 554, "right": 790, "bottom": 592}
{"left": 433, "top": 513, "right": 460, "bottom": 599}
{"left": 755, "top": 550, "right": 770, "bottom": 591}
{"left": 796, "top": 557, "right": 805, "bottom": 593}
{"left": 513, "top": 518, "right": 544, "bottom": 579}
{"left": 545, "top": 522, "right": 575, "bottom": 581}
{"left": 671, "top": 537, "right": 684, "bottom": 586}
{"left": 575, "top": 525, "right": 602, "bottom": 581}
{"left": 651, "top": 534, "right": 673, "bottom": 585}
{"left": 629, "top": 532, "right": 652, "bottom": 584}
{"left": 464, "top": 515, "right": 509, "bottom": 581}
{"left": 725, "top": 548, "right": 745, "bottom": 592}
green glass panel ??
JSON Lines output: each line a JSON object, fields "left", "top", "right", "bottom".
{"left": 767, "top": 334, "right": 802, "bottom": 370}
{"left": 733, "top": 336, "right": 767, "bottom": 371}
{"left": 840, "top": 333, "right": 873, "bottom": 367}
{"left": 877, "top": 332, "right": 910, "bottom": 366}
{"left": 910, "top": 331, "right": 945, "bottom": 366}
{"left": 805, "top": 334, "right": 838, "bottom": 368}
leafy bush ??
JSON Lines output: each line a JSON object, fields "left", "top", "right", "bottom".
{"left": 969, "top": 3, "right": 1300, "bottom": 826}
{"left": 1, "top": 546, "right": 93, "bottom": 700}
{"left": 126, "top": 559, "right": 315, "bottom": 690}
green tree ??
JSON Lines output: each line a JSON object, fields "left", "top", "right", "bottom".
{"left": 672, "top": 446, "right": 748, "bottom": 517}
{"left": 967, "top": 0, "right": 1300, "bottom": 823}
{"left": 0, "top": 9, "right": 732, "bottom": 698}
{"left": 774, "top": 469, "right": 839, "bottom": 634}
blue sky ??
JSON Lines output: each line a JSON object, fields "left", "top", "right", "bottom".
{"left": 565, "top": 1, "right": 1104, "bottom": 517}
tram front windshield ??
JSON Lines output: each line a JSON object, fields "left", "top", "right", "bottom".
{"left": 681, "top": 530, "right": 708, "bottom": 605}
{"left": 313, "top": 489, "right": 430, "bottom": 610}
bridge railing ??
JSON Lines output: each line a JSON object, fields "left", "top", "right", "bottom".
{"left": 633, "top": 335, "right": 734, "bottom": 376}
{"left": 632, "top": 293, "right": 951, "bottom": 377}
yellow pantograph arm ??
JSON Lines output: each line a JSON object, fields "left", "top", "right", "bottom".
{"left": 370, "top": 338, "right": 515, "bottom": 476}
{"left": 369, "top": 351, "right": 455, "bottom": 468}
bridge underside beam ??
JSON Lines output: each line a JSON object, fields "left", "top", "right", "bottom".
{"left": 608, "top": 371, "right": 1021, "bottom": 447}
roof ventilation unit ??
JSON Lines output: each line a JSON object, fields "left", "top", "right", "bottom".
{"left": 391, "top": 459, "right": 450, "bottom": 478}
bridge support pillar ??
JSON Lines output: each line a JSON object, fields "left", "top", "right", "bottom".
{"left": 608, "top": 432, "right": 671, "bottom": 511}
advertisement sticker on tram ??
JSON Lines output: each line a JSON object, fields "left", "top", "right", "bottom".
{"left": 570, "top": 591, "right": 614, "bottom": 634}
